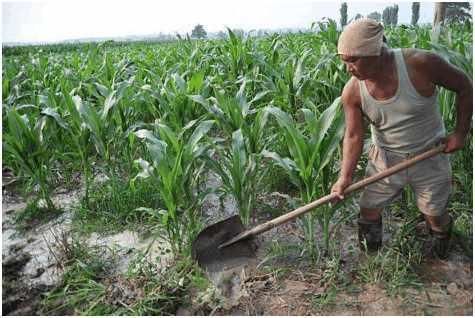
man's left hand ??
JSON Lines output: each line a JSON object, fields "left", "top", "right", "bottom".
{"left": 443, "top": 132, "right": 466, "bottom": 153}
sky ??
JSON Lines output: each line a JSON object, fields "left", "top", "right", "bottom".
{"left": 2, "top": 0, "right": 437, "bottom": 44}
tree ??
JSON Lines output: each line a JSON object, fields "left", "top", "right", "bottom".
{"left": 217, "top": 30, "right": 227, "bottom": 39}
{"left": 433, "top": 2, "right": 447, "bottom": 27}
{"left": 446, "top": 2, "right": 472, "bottom": 23}
{"left": 391, "top": 4, "right": 399, "bottom": 25}
{"left": 382, "top": 5, "right": 398, "bottom": 26}
{"left": 382, "top": 6, "right": 391, "bottom": 25}
{"left": 340, "top": 2, "right": 348, "bottom": 28}
{"left": 367, "top": 11, "right": 382, "bottom": 22}
{"left": 354, "top": 13, "right": 363, "bottom": 20}
{"left": 191, "top": 24, "right": 207, "bottom": 39}
{"left": 433, "top": 2, "right": 472, "bottom": 28}
{"left": 411, "top": 2, "right": 420, "bottom": 25}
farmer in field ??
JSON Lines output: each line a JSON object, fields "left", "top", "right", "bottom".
{"left": 331, "top": 18, "right": 472, "bottom": 258}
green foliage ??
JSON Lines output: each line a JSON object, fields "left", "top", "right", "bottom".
{"left": 41, "top": 242, "right": 111, "bottom": 315}
{"left": 263, "top": 97, "right": 345, "bottom": 259}
{"left": 15, "top": 201, "right": 62, "bottom": 231}
{"left": 3, "top": 107, "right": 66, "bottom": 210}
{"left": 42, "top": 239, "right": 207, "bottom": 315}
{"left": 73, "top": 177, "right": 163, "bottom": 234}
{"left": 311, "top": 285, "right": 338, "bottom": 310}
{"left": 2, "top": 22, "right": 472, "bottom": 272}
{"left": 357, "top": 216, "right": 424, "bottom": 296}
{"left": 133, "top": 119, "right": 214, "bottom": 255}
{"left": 206, "top": 129, "right": 265, "bottom": 225}
{"left": 124, "top": 257, "right": 209, "bottom": 315}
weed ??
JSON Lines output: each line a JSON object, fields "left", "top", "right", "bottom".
{"left": 73, "top": 177, "right": 162, "bottom": 235}
{"left": 357, "top": 216, "right": 424, "bottom": 296}
{"left": 123, "top": 255, "right": 212, "bottom": 315}
{"left": 41, "top": 241, "right": 112, "bottom": 315}
{"left": 14, "top": 200, "right": 62, "bottom": 231}
{"left": 259, "top": 240, "right": 303, "bottom": 268}
{"left": 311, "top": 285, "right": 338, "bottom": 311}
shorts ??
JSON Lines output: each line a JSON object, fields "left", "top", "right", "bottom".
{"left": 359, "top": 144, "right": 452, "bottom": 216}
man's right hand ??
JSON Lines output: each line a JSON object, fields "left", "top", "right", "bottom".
{"left": 331, "top": 176, "right": 352, "bottom": 203}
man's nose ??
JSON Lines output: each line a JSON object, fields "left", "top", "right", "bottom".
{"left": 346, "top": 64, "right": 354, "bottom": 73}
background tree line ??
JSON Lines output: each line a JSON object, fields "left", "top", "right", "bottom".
{"left": 339, "top": 2, "right": 471, "bottom": 29}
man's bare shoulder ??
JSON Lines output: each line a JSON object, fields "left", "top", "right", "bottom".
{"left": 341, "top": 76, "right": 361, "bottom": 109}
{"left": 402, "top": 48, "right": 444, "bottom": 72}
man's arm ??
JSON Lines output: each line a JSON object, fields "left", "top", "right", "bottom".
{"left": 331, "top": 77, "right": 365, "bottom": 199}
{"left": 419, "top": 51, "right": 473, "bottom": 152}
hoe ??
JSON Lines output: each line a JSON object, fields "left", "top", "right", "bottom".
{"left": 192, "top": 143, "right": 445, "bottom": 272}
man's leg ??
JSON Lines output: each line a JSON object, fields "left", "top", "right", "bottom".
{"left": 409, "top": 153, "right": 452, "bottom": 259}
{"left": 358, "top": 145, "right": 405, "bottom": 252}
{"left": 360, "top": 207, "right": 383, "bottom": 221}
{"left": 358, "top": 207, "right": 384, "bottom": 251}
{"left": 423, "top": 212, "right": 452, "bottom": 259}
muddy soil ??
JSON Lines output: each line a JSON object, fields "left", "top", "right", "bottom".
{"left": 1, "top": 177, "right": 172, "bottom": 315}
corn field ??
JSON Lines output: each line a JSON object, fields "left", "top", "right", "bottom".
{"left": 3, "top": 20, "right": 473, "bottom": 262}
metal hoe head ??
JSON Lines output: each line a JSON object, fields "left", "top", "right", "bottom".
{"left": 191, "top": 215, "right": 257, "bottom": 273}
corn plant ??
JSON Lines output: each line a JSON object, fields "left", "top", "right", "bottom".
{"left": 205, "top": 129, "right": 266, "bottom": 225}
{"left": 144, "top": 71, "right": 209, "bottom": 129}
{"left": 3, "top": 107, "right": 67, "bottom": 210}
{"left": 133, "top": 119, "right": 214, "bottom": 255}
{"left": 2, "top": 22, "right": 472, "bottom": 262}
{"left": 190, "top": 79, "right": 270, "bottom": 150}
{"left": 59, "top": 93, "right": 94, "bottom": 205}
{"left": 191, "top": 83, "right": 270, "bottom": 225}
{"left": 263, "top": 97, "right": 344, "bottom": 259}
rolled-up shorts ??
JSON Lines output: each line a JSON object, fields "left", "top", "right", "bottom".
{"left": 359, "top": 144, "right": 452, "bottom": 216}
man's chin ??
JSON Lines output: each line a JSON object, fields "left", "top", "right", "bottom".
{"left": 353, "top": 73, "right": 368, "bottom": 80}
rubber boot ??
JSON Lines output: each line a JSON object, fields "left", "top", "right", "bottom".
{"left": 358, "top": 217, "right": 382, "bottom": 252}
{"left": 425, "top": 214, "right": 452, "bottom": 259}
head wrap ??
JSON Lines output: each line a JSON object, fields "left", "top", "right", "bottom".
{"left": 338, "top": 18, "right": 384, "bottom": 56}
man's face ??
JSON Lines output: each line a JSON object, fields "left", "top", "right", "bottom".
{"left": 340, "top": 54, "right": 378, "bottom": 80}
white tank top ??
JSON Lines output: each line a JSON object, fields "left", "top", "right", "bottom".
{"left": 358, "top": 49, "right": 446, "bottom": 154}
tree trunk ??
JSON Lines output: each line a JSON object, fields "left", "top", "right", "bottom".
{"left": 433, "top": 2, "right": 447, "bottom": 27}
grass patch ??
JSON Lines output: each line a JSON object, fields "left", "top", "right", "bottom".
{"left": 14, "top": 201, "right": 63, "bottom": 231}
{"left": 357, "top": 215, "right": 424, "bottom": 297}
{"left": 42, "top": 232, "right": 212, "bottom": 315}
{"left": 261, "top": 162, "right": 299, "bottom": 195}
{"left": 310, "top": 285, "right": 338, "bottom": 311}
{"left": 452, "top": 203, "right": 473, "bottom": 256}
{"left": 123, "top": 256, "right": 212, "bottom": 315}
{"left": 41, "top": 240, "right": 114, "bottom": 315}
{"left": 73, "top": 177, "right": 163, "bottom": 235}
{"left": 258, "top": 240, "right": 305, "bottom": 269}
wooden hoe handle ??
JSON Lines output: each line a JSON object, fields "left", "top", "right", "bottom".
{"left": 219, "top": 143, "right": 446, "bottom": 248}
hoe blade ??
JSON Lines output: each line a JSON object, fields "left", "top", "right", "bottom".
{"left": 191, "top": 215, "right": 257, "bottom": 272}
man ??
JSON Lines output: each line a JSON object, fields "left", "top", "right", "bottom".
{"left": 331, "top": 19, "right": 472, "bottom": 258}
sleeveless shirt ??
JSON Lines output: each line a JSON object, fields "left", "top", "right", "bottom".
{"left": 358, "top": 49, "right": 446, "bottom": 154}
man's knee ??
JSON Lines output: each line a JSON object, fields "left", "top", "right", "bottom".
{"left": 423, "top": 211, "right": 451, "bottom": 232}
{"left": 360, "top": 207, "right": 383, "bottom": 221}
{"left": 358, "top": 207, "right": 383, "bottom": 252}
